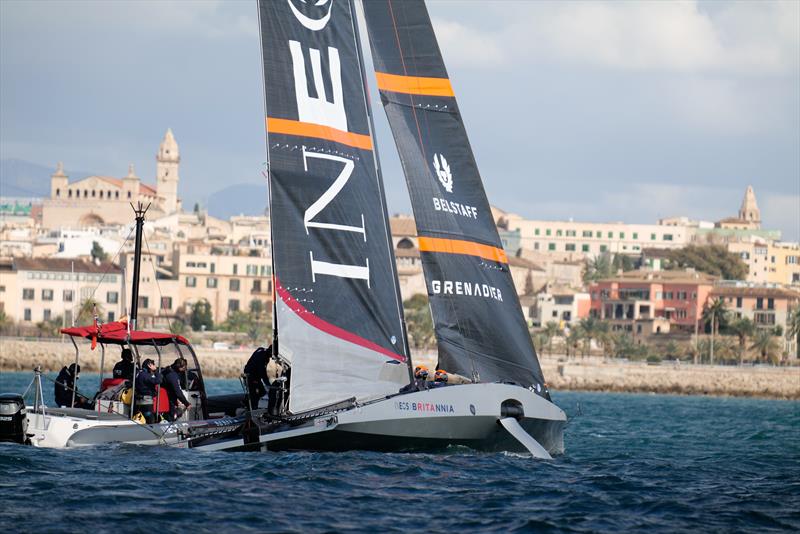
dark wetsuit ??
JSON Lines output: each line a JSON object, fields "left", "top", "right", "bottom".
{"left": 135, "top": 368, "right": 162, "bottom": 423}
{"left": 54, "top": 367, "right": 76, "bottom": 407}
{"left": 112, "top": 360, "right": 135, "bottom": 380}
{"left": 244, "top": 346, "right": 271, "bottom": 408}
{"left": 161, "top": 366, "right": 190, "bottom": 421}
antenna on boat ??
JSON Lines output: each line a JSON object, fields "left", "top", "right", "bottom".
{"left": 129, "top": 202, "right": 150, "bottom": 331}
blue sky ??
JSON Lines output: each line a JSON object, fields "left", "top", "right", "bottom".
{"left": 1, "top": 0, "right": 798, "bottom": 240}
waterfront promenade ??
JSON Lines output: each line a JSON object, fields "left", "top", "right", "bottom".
{"left": 1, "top": 338, "right": 798, "bottom": 400}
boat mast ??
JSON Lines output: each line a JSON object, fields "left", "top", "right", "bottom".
{"left": 129, "top": 202, "right": 150, "bottom": 331}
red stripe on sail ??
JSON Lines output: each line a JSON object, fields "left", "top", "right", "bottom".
{"left": 275, "top": 278, "right": 406, "bottom": 362}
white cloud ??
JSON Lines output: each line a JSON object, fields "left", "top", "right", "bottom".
{"left": 432, "top": 18, "right": 506, "bottom": 68}
{"left": 429, "top": 1, "right": 799, "bottom": 75}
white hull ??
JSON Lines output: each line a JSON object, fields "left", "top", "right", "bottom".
{"left": 194, "top": 383, "right": 566, "bottom": 455}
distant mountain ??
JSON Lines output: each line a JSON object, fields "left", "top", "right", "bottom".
{"left": 0, "top": 158, "right": 94, "bottom": 198}
{"left": 205, "top": 183, "right": 269, "bottom": 219}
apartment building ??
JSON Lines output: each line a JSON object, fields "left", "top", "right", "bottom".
{"left": 0, "top": 258, "right": 124, "bottom": 324}
{"left": 529, "top": 286, "right": 591, "bottom": 327}
{"left": 589, "top": 270, "right": 717, "bottom": 335}
{"left": 711, "top": 283, "right": 799, "bottom": 332}
{"left": 728, "top": 240, "right": 800, "bottom": 286}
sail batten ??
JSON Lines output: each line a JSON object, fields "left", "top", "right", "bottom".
{"left": 362, "top": 0, "right": 548, "bottom": 394}
{"left": 258, "top": 0, "right": 410, "bottom": 413}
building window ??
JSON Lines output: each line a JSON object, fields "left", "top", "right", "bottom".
{"left": 247, "top": 264, "right": 258, "bottom": 275}
{"left": 548, "top": 243, "right": 556, "bottom": 251}
{"left": 63, "top": 289, "right": 73, "bottom": 302}
{"left": 115, "top": 191, "right": 120, "bottom": 199}
{"left": 210, "top": 263, "right": 215, "bottom": 274}
{"left": 127, "top": 191, "right": 132, "bottom": 199}
{"left": 756, "top": 297, "right": 763, "bottom": 309}
{"left": 620, "top": 232, "right": 625, "bottom": 239}
{"left": 43, "top": 309, "right": 51, "bottom": 321}
{"left": 582, "top": 244, "right": 590, "bottom": 252}
{"left": 84, "top": 190, "right": 88, "bottom": 198}
{"left": 161, "top": 297, "right": 172, "bottom": 310}
{"left": 230, "top": 279, "right": 240, "bottom": 291}
{"left": 632, "top": 232, "right": 638, "bottom": 239}
{"left": 23, "top": 288, "right": 34, "bottom": 300}
{"left": 233, "top": 264, "right": 238, "bottom": 275}
{"left": 566, "top": 230, "right": 576, "bottom": 237}
{"left": 556, "top": 230, "right": 563, "bottom": 237}
{"left": 534, "top": 228, "right": 540, "bottom": 236}
{"left": 565, "top": 244, "right": 576, "bottom": 251}
{"left": 186, "top": 276, "right": 197, "bottom": 288}
{"left": 651, "top": 233, "right": 656, "bottom": 240}
{"left": 754, "top": 312, "right": 775, "bottom": 325}
{"left": 138, "top": 296, "right": 149, "bottom": 309}
{"left": 42, "top": 289, "right": 53, "bottom": 301}
{"left": 107, "top": 311, "right": 115, "bottom": 322}
{"left": 107, "top": 291, "right": 119, "bottom": 304}
{"left": 582, "top": 230, "right": 592, "bottom": 237}
{"left": 207, "top": 277, "right": 218, "bottom": 288}
{"left": 68, "top": 190, "right": 72, "bottom": 198}
{"left": 607, "top": 232, "right": 613, "bottom": 238}
{"left": 664, "top": 234, "right": 673, "bottom": 241}
{"left": 546, "top": 229, "right": 551, "bottom": 236}
{"left": 228, "top": 299, "right": 240, "bottom": 312}
{"left": 736, "top": 297, "right": 742, "bottom": 308}
{"left": 534, "top": 243, "right": 539, "bottom": 250}
{"left": 24, "top": 308, "right": 31, "bottom": 321}
{"left": 253, "top": 280, "right": 262, "bottom": 293}
{"left": 99, "top": 191, "right": 103, "bottom": 199}
{"left": 767, "top": 298, "right": 774, "bottom": 310}
{"left": 600, "top": 245, "right": 607, "bottom": 253}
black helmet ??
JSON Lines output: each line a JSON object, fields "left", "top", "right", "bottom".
{"left": 68, "top": 363, "right": 81, "bottom": 375}
{"left": 121, "top": 348, "right": 133, "bottom": 362}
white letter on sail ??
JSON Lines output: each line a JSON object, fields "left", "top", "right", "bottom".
{"left": 310, "top": 251, "right": 370, "bottom": 287}
{"left": 288, "top": 0, "right": 334, "bottom": 32}
{"left": 302, "top": 148, "right": 366, "bottom": 239}
{"left": 289, "top": 40, "right": 346, "bottom": 130}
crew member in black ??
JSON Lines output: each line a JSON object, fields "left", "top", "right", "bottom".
{"left": 243, "top": 345, "right": 272, "bottom": 409}
{"left": 112, "top": 348, "right": 135, "bottom": 381}
{"left": 134, "top": 359, "right": 162, "bottom": 423}
{"left": 54, "top": 363, "right": 91, "bottom": 408}
{"left": 161, "top": 357, "right": 192, "bottom": 421}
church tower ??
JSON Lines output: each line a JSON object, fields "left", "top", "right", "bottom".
{"left": 156, "top": 128, "right": 180, "bottom": 214}
{"left": 50, "top": 162, "right": 68, "bottom": 199}
{"left": 738, "top": 185, "right": 761, "bottom": 228}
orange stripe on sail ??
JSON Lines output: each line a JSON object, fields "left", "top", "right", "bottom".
{"left": 375, "top": 72, "right": 454, "bottom": 97}
{"left": 266, "top": 117, "right": 373, "bottom": 150}
{"left": 418, "top": 236, "right": 508, "bottom": 264}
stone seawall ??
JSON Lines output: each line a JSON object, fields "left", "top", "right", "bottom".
{"left": 1, "top": 339, "right": 798, "bottom": 400}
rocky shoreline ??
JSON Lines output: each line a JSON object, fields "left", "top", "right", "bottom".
{"left": 1, "top": 338, "right": 798, "bottom": 400}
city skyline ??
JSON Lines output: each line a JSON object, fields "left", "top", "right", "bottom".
{"left": 1, "top": 1, "right": 798, "bottom": 239}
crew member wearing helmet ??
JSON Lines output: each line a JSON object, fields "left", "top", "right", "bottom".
{"left": 243, "top": 345, "right": 272, "bottom": 410}
{"left": 112, "top": 347, "right": 135, "bottom": 381}
{"left": 134, "top": 359, "right": 162, "bottom": 423}
{"left": 433, "top": 369, "right": 449, "bottom": 386}
{"left": 54, "top": 363, "right": 91, "bottom": 408}
{"left": 413, "top": 365, "right": 430, "bottom": 390}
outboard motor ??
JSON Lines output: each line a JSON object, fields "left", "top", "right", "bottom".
{"left": 0, "top": 394, "right": 29, "bottom": 444}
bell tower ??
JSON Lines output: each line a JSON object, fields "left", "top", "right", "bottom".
{"left": 738, "top": 185, "right": 760, "bottom": 228}
{"left": 156, "top": 128, "right": 180, "bottom": 214}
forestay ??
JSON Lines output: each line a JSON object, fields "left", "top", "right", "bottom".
{"left": 258, "top": 0, "right": 409, "bottom": 413}
{"left": 361, "top": 0, "right": 548, "bottom": 394}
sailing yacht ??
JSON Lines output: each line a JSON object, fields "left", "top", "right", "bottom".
{"left": 216, "top": 0, "right": 566, "bottom": 457}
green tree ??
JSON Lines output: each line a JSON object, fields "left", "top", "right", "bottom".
{"left": 76, "top": 298, "right": 103, "bottom": 325}
{"left": 249, "top": 299, "right": 265, "bottom": 318}
{"left": 702, "top": 298, "right": 728, "bottom": 365}
{"left": 403, "top": 294, "right": 435, "bottom": 349}
{"left": 169, "top": 319, "right": 187, "bottom": 336}
{"left": 750, "top": 329, "right": 780, "bottom": 364}
{"left": 578, "top": 317, "right": 602, "bottom": 357}
{"left": 566, "top": 325, "right": 583, "bottom": 359}
{"left": 90, "top": 241, "right": 108, "bottom": 262}
{"left": 787, "top": 306, "right": 800, "bottom": 360}
{"left": 190, "top": 299, "right": 213, "bottom": 331}
{"left": 664, "top": 244, "right": 748, "bottom": 280}
{"left": 664, "top": 340, "right": 681, "bottom": 360}
{"left": 728, "top": 317, "right": 755, "bottom": 365}
{"left": 583, "top": 252, "right": 613, "bottom": 283}
{"left": 544, "top": 321, "right": 561, "bottom": 355}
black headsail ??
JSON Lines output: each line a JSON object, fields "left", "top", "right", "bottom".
{"left": 361, "top": 0, "right": 547, "bottom": 395}
{"left": 258, "top": 0, "right": 410, "bottom": 413}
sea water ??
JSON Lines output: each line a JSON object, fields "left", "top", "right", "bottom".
{"left": 0, "top": 371, "right": 797, "bottom": 533}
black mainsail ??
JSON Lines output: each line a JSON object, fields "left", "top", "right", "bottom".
{"left": 258, "top": 0, "right": 410, "bottom": 413}
{"left": 361, "top": 0, "right": 547, "bottom": 394}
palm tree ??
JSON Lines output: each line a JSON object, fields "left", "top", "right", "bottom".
{"left": 728, "top": 317, "right": 755, "bottom": 365}
{"left": 750, "top": 329, "right": 780, "bottom": 365}
{"left": 566, "top": 325, "right": 583, "bottom": 359}
{"left": 76, "top": 298, "right": 104, "bottom": 325}
{"left": 544, "top": 321, "right": 560, "bottom": 355}
{"left": 594, "top": 320, "right": 611, "bottom": 357}
{"left": 702, "top": 298, "right": 728, "bottom": 365}
{"left": 578, "top": 317, "right": 600, "bottom": 358}
{"left": 786, "top": 307, "right": 800, "bottom": 360}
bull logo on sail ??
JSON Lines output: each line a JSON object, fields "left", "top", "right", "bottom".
{"left": 433, "top": 153, "right": 453, "bottom": 193}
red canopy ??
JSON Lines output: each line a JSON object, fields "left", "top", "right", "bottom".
{"left": 61, "top": 320, "right": 190, "bottom": 347}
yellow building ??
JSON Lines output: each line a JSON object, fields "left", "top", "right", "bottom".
{"left": 728, "top": 240, "right": 800, "bottom": 286}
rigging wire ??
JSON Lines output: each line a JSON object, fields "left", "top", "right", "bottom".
{"left": 142, "top": 230, "right": 172, "bottom": 332}
{"left": 77, "top": 225, "right": 135, "bottom": 321}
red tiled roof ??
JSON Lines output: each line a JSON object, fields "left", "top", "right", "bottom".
{"left": 711, "top": 286, "right": 800, "bottom": 299}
